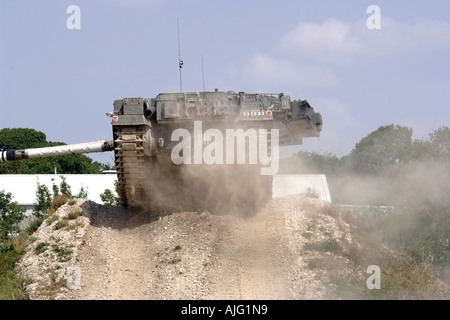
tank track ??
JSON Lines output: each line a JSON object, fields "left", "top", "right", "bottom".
{"left": 113, "top": 126, "right": 148, "bottom": 207}
{"left": 112, "top": 123, "right": 273, "bottom": 212}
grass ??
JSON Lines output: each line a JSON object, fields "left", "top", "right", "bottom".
{"left": 307, "top": 257, "right": 325, "bottom": 270}
{"left": 34, "top": 242, "right": 49, "bottom": 255}
{"left": 52, "top": 244, "right": 72, "bottom": 263}
{"left": 25, "top": 217, "right": 45, "bottom": 235}
{"left": 46, "top": 266, "right": 68, "bottom": 299}
{"left": 169, "top": 258, "right": 181, "bottom": 264}
{"left": 68, "top": 220, "right": 84, "bottom": 231}
{"left": 332, "top": 257, "right": 448, "bottom": 299}
{"left": 46, "top": 214, "right": 59, "bottom": 225}
{"left": 0, "top": 241, "right": 28, "bottom": 300}
{"left": 305, "top": 241, "right": 447, "bottom": 299}
{"left": 67, "top": 207, "right": 82, "bottom": 220}
{"left": 46, "top": 207, "right": 83, "bottom": 231}
{"left": 305, "top": 206, "right": 450, "bottom": 300}
{"left": 304, "top": 238, "right": 342, "bottom": 254}
{"left": 54, "top": 219, "right": 69, "bottom": 230}
{"left": 299, "top": 203, "right": 449, "bottom": 299}
{"left": 0, "top": 197, "right": 84, "bottom": 300}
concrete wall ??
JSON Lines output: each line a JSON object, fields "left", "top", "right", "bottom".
{"left": 0, "top": 174, "right": 117, "bottom": 207}
{"left": 272, "top": 174, "right": 332, "bottom": 202}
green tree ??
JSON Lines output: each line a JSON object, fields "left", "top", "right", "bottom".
{"left": 429, "top": 126, "right": 450, "bottom": 161}
{"left": 349, "top": 124, "right": 413, "bottom": 175}
{"left": 404, "top": 139, "right": 437, "bottom": 163}
{"left": 100, "top": 181, "right": 121, "bottom": 206}
{"left": 49, "top": 178, "right": 59, "bottom": 198}
{"left": 58, "top": 176, "right": 72, "bottom": 197}
{"left": 0, "top": 128, "right": 105, "bottom": 174}
{"left": 0, "top": 128, "right": 47, "bottom": 150}
{"left": 32, "top": 181, "right": 52, "bottom": 219}
{"left": 75, "top": 185, "right": 89, "bottom": 199}
{"left": 353, "top": 125, "right": 450, "bottom": 268}
{"left": 0, "top": 190, "right": 25, "bottom": 241}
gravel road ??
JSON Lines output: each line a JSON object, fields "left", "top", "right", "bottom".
{"left": 16, "top": 194, "right": 352, "bottom": 300}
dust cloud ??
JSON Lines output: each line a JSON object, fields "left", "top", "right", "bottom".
{"left": 137, "top": 157, "right": 272, "bottom": 218}
{"left": 132, "top": 121, "right": 275, "bottom": 218}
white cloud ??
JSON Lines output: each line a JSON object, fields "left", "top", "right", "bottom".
{"left": 236, "top": 15, "right": 450, "bottom": 135}
{"left": 279, "top": 19, "right": 365, "bottom": 64}
{"left": 277, "top": 17, "right": 450, "bottom": 64}
{"left": 240, "top": 17, "right": 450, "bottom": 91}
{"left": 409, "top": 19, "right": 450, "bottom": 47}
{"left": 362, "top": 18, "right": 450, "bottom": 55}
{"left": 104, "top": 0, "right": 166, "bottom": 8}
{"left": 242, "top": 53, "right": 338, "bottom": 91}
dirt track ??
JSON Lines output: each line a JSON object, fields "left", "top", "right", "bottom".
{"left": 16, "top": 194, "right": 355, "bottom": 300}
{"left": 63, "top": 201, "right": 289, "bottom": 299}
{"left": 53, "top": 194, "right": 332, "bottom": 300}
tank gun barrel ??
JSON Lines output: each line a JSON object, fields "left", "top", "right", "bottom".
{"left": 0, "top": 140, "right": 114, "bottom": 162}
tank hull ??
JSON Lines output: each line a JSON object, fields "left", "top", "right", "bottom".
{"left": 110, "top": 90, "right": 322, "bottom": 211}
{"left": 2, "top": 90, "right": 322, "bottom": 213}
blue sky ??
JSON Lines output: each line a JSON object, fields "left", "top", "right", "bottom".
{"left": 1, "top": 0, "right": 449, "bottom": 165}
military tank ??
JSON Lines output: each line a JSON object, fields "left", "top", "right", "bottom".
{"left": 1, "top": 90, "right": 322, "bottom": 213}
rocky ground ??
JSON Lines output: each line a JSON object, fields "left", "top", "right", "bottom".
{"left": 14, "top": 194, "right": 387, "bottom": 300}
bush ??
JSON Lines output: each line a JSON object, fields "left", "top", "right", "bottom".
{"left": 100, "top": 189, "right": 116, "bottom": 206}
{"left": 0, "top": 190, "right": 25, "bottom": 241}
{"left": 67, "top": 207, "right": 82, "bottom": 220}
{"left": 25, "top": 217, "right": 44, "bottom": 236}
{"left": 51, "top": 194, "right": 68, "bottom": 212}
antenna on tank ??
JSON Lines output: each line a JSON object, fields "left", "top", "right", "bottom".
{"left": 201, "top": 54, "right": 206, "bottom": 92}
{"left": 177, "top": 18, "right": 183, "bottom": 92}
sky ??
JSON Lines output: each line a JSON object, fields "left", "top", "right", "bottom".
{"left": 1, "top": 0, "right": 449, "bottom": 165}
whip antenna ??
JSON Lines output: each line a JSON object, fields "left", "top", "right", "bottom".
{"left": 177, "top": 18, "right": 183, "bottom": 92}
{"left": 201, "top": 54, "right": 206, "bottom": 91}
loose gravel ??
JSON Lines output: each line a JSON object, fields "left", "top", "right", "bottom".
{"left": 15, "top": 194, "right": 362, "bottom": 300}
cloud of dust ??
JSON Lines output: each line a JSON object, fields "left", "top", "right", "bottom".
{"left": 281, "top": 150, "right": 449, "bottom": 281}
{"left": 134, "top": 122, "right": 274, "bottom": 218}
{"left": 328, "top": 159, "right": 450, "bottom": 208}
